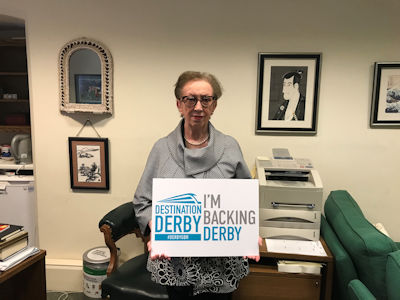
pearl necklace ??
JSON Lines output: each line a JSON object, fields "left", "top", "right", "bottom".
{"left": 184, "top": 134, "right": 209, "bottom": 146}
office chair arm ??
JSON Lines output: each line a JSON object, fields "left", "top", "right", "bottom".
{"left": 100, "top": 223, "right": 119, "bottom": 276}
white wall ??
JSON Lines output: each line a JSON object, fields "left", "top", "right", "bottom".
{"left": 1, "top": 0, "right": 399, "bottom": 290}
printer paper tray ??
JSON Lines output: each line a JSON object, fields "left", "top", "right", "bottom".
{"left": 260, "top": 208, "right": 321, "bottom": 223}
{"left": 260, "top": 227, "right": 320, "bottom": 241}
{"left": 260, "top": 220, "right": 320, "bottom": 230}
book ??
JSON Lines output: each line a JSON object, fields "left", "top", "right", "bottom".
{"left": 0, "top": 224, "right": 10, "bottom": 233}
{"left": 0, "top": 231, "right": 28, "bottom": 261}
{"left": 0, "top": 230, "right": 26, "bottom": 242}
{"left": 0, "top": 224, "right": 24, "bottom": 242}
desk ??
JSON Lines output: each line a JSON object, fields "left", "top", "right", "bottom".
{"left": 0, "top": 249, "right": 46, "bottom": 300}
{"left": 233, "top": 239, "right": 334, "bottom": 300}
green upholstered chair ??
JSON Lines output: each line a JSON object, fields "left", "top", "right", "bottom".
{"left": 386, "top": 251, "right": 400, "bottom": 299}
{"left": 98, "top": 202, "right": 168, "bottom": 300}
{"left": 321, "top": 190, "right": 400, "bottom": 300}
{"left": 348, "top": 279, "right": 376, "bottom": 300}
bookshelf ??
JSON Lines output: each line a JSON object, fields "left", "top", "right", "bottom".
{"left": 0, "top": 40, "right": 30, "bottom": 134}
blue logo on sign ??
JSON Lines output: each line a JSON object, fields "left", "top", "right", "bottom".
{"left": 158, "top": 193, "right": 200, "bottom": 204}
{"left": 155, "top": 193, "right": 202, "bottom": 241}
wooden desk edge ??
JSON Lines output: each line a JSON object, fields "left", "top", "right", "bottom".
{"left": 0, "top": 249, "right": 46, "bottom": 283}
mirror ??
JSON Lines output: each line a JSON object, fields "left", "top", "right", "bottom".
{"left": 59, "top": 38, "right": 113, "bottom": 114}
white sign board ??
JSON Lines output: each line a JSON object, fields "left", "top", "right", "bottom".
{"left": 151, "top": 178, "right": 259, "bottom": 257}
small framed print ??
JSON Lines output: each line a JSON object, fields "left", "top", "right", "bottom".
{"left": 75, "top": 74, "right": 102, "bottom": 104}
{"left": 370, "top": 62, "right": 400, "bottom": 128}
{"left": 68, "top": 137, "right": 109, "bottom": 190}
{"left": 255, "top": 53, "right": 321, "bottom": 134}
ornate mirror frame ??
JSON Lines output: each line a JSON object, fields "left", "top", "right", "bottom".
{"left": 59, "top": 37, "right": 113, "bottom": 114}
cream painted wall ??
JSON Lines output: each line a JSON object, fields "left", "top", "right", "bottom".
{"left": 1, "top": 0, "right": 399, "bottom": 271}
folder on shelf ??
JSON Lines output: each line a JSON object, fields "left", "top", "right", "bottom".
{"left": 0, "top": 247, "right": 39, "bottom": 272}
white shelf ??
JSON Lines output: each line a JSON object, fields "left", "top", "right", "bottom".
{"left": 0, "top": 159, "right": 33, "bottom": 170}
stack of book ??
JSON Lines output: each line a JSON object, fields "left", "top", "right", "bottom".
{"left": 0, "top": 223, "right": 28, "bottom": 261}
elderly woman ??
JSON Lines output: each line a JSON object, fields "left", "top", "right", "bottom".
{"left": 133, "top": 71, "right": 258, "bottom": 300}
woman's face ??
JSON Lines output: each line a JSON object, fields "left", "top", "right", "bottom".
{"left": 177, "top": 80, "right": 217, "bottom": 129}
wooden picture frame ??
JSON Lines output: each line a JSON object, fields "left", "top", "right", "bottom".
{"left": 370, "top": 62, "right": 400, "bottom": 128}
{"left": 256, "top": 53, "right": 321, "bottom": 135}
{"left": 68, "top": 137, "right": 109, "bottom": 190}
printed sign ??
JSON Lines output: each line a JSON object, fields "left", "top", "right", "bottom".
{"left": 151, "top": 178, "right": 259, "bottom": 257}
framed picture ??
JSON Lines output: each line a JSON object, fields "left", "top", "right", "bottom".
{"left": 68, "top": 137, "right": 109, "bottom": 190}
{"left": 75, "top": 74, "right": 102, "bottom": 104}
{"left": 370, "top": 62, "right": 400, "bottom": 127}
{"left": 255, "top": 53, "right": 321, "bottom": 134}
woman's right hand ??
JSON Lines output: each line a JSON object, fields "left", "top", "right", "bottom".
{"left": 147, "top": 220, "right": 171, "bottom": 260}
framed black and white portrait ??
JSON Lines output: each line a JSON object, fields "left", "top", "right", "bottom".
{"left": 255, "top": 53, "right": 321, "bottom": 134}
{"left": 68, "top": 137, "right": 109, "bottom": 190}
{"left": 370, "top": 62, "right": 400, "bottom": 128}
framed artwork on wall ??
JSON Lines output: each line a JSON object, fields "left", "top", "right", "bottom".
{"left": 68, "top": 137, "right": 109, "bottom": 190}
{"left": 255, "top": 53, "right": 321, "bottom": 134}
{"left": 75, "top": 74, "right": 102, "bottom": 104}
{"left": 370, "top": 62, "right": 400, "bottom": 127}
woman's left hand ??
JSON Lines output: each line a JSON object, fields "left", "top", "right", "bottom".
{"left": 147, "top": 220, "right": 171, "bottom": 260}
{"left": 244, "top": 236, "right": 262, "bottom": 262}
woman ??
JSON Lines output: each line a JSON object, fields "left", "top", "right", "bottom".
{"left": 133, "top": 71, "right": 258, "bottom": 299}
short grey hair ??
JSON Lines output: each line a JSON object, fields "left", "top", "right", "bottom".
{"left": 174, "top": 71, "right": 223, "bottom": 100}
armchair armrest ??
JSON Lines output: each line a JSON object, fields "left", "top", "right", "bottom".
{"left": 348, "top": 279, "right": 376, "bottom": 300}
{"left": 386, "top": 250, "right": 400, "bottom": 300}
{"left": 99, "top": 202, "right": 144, "bottom": 276}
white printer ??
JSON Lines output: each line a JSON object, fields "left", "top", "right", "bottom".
{"left": 256, "top": 149, "right": 323, "bottom": 241}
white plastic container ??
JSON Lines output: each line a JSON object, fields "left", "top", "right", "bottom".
{"left": 83, "top": 246, "right": 110, "bottom": 298}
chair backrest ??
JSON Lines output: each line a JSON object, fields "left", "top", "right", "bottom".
{"left": 99, "top": 202, "right": 141, "bottom": 241}
{"left": 321, "top": 215, "right": 358, "bottom": 300}
{"left": 324, "top": 190, "right": 398, "bottom": 299}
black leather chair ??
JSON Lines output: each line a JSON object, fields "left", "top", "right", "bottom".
{"left": 98, "top": 202, "right": 168, "bottom": 300}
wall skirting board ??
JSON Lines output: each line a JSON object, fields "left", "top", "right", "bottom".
{"left": 46, "top": 259, "right": 83, "bottom": 292}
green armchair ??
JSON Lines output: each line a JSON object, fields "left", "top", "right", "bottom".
{"left": 321, "top": 190, "right": 400, "bottom": 300}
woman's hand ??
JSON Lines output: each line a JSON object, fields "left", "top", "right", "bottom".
{"left": 244, "top": 236, "right": 262, "bottom": 262}
{"left": 147, "top": 220, "right": 171, "bottom": 260}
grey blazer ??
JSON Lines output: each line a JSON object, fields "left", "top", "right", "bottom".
{"left": 133, "top": 120, "right": 251, "bottom": 235}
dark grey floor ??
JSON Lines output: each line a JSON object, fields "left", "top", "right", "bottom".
{"left": 47, "top": 291, "right": 92, "bottom": 300}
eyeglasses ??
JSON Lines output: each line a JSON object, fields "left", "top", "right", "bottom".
{"left": 180, "top": 95, "right": 216, "bottom": 108}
